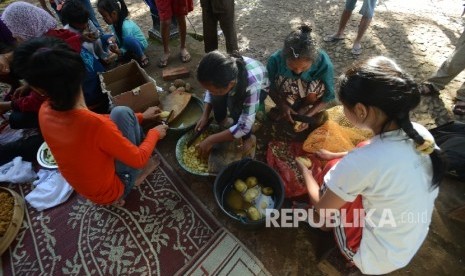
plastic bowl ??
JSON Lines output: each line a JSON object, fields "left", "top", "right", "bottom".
{"left": 213, "top": 159, "right": 285, "bottom": 229}
{"left": 175, "top": 125, "right": 220, "bottom": 177}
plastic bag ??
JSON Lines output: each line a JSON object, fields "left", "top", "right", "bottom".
{"left": 0, "top": 156, "right": 37, "bottom": 183}
{"left": 266, "top": 141, "right": 321, "bottom": 199}
{"left": 25, "top": 169, "right": 74, "bottom": 211}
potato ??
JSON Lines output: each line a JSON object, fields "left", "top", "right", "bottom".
{"left": 243, "top": 187, "right": 260, "bottom": 203}
{"left": 245, "top": 176, "right": 258, "bottom": 188}
{"left": 247, "top": 206, "right": 261, "bottom": 221}
{"left": 294, "top": 121, "right": 303, "bottom": 132}
{"left": 234, "top": 179, "right": 247, "bottom": 193}
{"left": 262, "top": 187, "right": 274, "bottom": 196}
{"left": 168, "top": 85, "right": 177, "bottom": 92}
{"left": 173, "top": 79, "right": 185, "bottom": 88}
{"left": 176, "top": 87, "right": 186, "bottom": 92}
{"left": 185, "top": 82, "right": 191, "bottom": 91}
{"left": 296, "top": 156, "right": 312, "bottom": 168}
{"left": 226, "top": 190, "right": 244, "bottom": 210}
{"left": 159, "top": 111, "right": 171, "bottom": 118}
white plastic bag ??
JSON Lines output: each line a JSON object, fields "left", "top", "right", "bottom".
{"left": 0, "top": 157, "right": 37, "bottom": 183}
{"left": 25, "top": 169, "right": 74, "bottom": 211}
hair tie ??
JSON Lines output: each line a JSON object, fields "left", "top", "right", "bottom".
{"left": 37, "top": 47, "right": 53, "bottom": 53}
{"left": 416, "top": 139, "right": 435, "bottom": 155}
{"left": 290, "top": 47, "right": 299, "bottom": 58}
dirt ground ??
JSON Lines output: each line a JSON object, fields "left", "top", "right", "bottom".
{"left": 2, "top": 0, "right": 465, "bottom": 275}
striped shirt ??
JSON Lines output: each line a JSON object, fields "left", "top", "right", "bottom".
{"left": 204, "top": 56, "right": 269, "bottom": 138}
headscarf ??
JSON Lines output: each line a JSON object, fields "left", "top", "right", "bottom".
{"left": 1, "top": 1, "right": 58, "bottom": 41}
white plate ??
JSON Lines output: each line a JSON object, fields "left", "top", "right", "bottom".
{"left": 36, "top": 142, "right": 58, "bottom": 169}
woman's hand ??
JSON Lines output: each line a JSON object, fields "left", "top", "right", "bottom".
{"left": 197, "top": 136, "right": 214, "bottom": 158}
{"left": 280, "top": 103, "right": 296, "bottom": 124}
{"left": 153, "top": 124, "right": 168, "bottom": 139}
{"left": 315, "top": 149, "right": 347, "bottom": 160}
{"left": 295, "top": 157, "right": 312, "bottom": 175}
{"left": 195, "top": 114, "right": 209, "bottom": 132}
{"left": 12, "top": 85, "right": 30, "bottom": 99}
{"left": 142, "top": 106, "right": 161, "bottom": 121}
{"left": 0, "top": 101, "right": 12, "bottom": 114}
{"left": 0, "top": 53, "right": 12, "bottom": 75}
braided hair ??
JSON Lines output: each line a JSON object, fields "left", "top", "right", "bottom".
{"left": 338, "top": 56, "right": 445, "bottom": 187}
{"left": 282, "top": 24, "right": 319, "bottom": 62}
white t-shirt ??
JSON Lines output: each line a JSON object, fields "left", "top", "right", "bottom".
{"left": 324, "top": 123, "right": 439, "bottom": 275}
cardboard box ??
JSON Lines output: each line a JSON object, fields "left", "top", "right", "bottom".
{"left": 100, "top": 60, "right": 159, "bottom": 113}
{"left": 162, "top": 66, "right": 190, "bottom": 81}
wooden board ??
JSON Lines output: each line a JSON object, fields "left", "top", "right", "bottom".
{"left": 162, "top": 66, "right": 190, "bottom": 81}
{"left": 159, "top": 91, "right": 192, "bottom": 123}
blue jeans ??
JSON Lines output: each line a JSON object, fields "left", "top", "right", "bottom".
{"left": 110, "top": 106, "right": 144, "bottom": 198}
{"left": 122, "top": 36, "right": 145, "bottom": 59}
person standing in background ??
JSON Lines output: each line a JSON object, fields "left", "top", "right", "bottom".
{"left": 200, "top": 0, "right": 238, "bottom": 54}
{"left": 323, "top": 0, "right": 377, "bottom": 55}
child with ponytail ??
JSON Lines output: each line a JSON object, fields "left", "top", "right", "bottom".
{"left": 267, "top": 24, "right": 335, "bottom": 133}
{"left": 296, "top": 56, "right": 445, "bottom": 274}
{"left": 195, "top": 51, "right": 269, "bottom": 157}
{"left": 97, "top": 0, "right": 149, "bottom": 67}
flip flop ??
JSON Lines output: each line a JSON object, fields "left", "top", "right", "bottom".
{"left": 158, "top": 54, "right": 170, "bottom": 68}
{"left": 323, "top": 34, "right": 345, "bottom": 42}
{"left": 138, "top": 56, "right": 150, "bottom": 68}
{"left": 351, "top": 45, "right": 363, "bottom": 55}
{"left": 453, "top": 101, "right": 465, "bottom": 115}
{"left": 180, "top": 51, "right": 191, "bottom": 63}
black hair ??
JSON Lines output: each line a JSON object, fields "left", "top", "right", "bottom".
{"left": 13, "top": 37, "right": 85, "bottom": 111}
{"left": 60, "top": 0, "right": 89, "bottom": 26}
{"left": 97, "top": 0, "right": 128, "bottom": 43}
{"left": 338, "top": 56, "right": 445, "bottom": 188}
{"left": 282, "top": 24, "right": 319, "bottom": 62}
{"left": 197, "top": 50, "right": 248, "bottom": 107}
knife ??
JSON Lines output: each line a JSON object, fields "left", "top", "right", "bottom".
{"left": 187, "top": 117, "right": 214, "bottom": 147}
{"left": 161, "top": 110, "right": 174, "bottom": 125}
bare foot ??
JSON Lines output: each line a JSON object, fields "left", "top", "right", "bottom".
{"left": 135, "top": 155, "right": 160, "bottom": 186}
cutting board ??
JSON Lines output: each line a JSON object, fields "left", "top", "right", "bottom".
{"left": 159, "top": 91, "right": 192, "bottom": 123}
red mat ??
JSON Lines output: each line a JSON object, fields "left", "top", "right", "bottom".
{"left": 1, "top": 156, "right": 221, "bottom": 275}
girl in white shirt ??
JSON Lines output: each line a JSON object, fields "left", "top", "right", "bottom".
{"left": 297, "top": 56, "right": 446, "bottom": 274}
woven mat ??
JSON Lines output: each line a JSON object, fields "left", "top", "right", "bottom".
{"left": 1, "top": 155, "right": 270, "bottom": 275}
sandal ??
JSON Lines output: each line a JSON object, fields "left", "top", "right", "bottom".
{"left": 158, "top": 53, "right": 170, "bottom": 68}
{"left": 453, "top": 100, "right": 465, "bottom": 115}
{"left": 138, "top": 55, "right": 150, "bottom": 68}
{"left": 323, "top": 34, "right": 345, "bottom": 42}
{"left": 419, "top": 83, "right": 440, "bottom": 96}
{"left": 351, "top": 45, "right": 363, "bottom": 55}
{"left": 180, "top": 49, "right": 191, "bottom": 63}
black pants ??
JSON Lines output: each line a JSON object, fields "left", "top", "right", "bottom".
{"left": 200, "top": 0, "right": 238, "bottom": 53}
{"left": 0, "top": 134, "right": 44, "bottom": 165}
{"left": 210, "top": 92, "right": 251, "bottom": 139}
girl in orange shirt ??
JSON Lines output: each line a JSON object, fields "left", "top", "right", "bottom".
{"left": 14, "top": 37, "right": 167, "bottom": 206}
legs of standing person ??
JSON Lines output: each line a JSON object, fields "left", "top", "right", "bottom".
{"left": 218, "top": 0, "right": 239, "bottom": 54}
{"left": 176, "top": 14, "right": 191, "bottom": 62}
{"left": 427, "top": 30, "right": 465, "bottom": 94}
{"left": 351, "top": 0, "right": 376, "bottom": 54}
{"left": 425, "top": 29, "right": 465, "bottom": 114}
{"left": 110, "top": 106, "right": 143, "bottom": 198}
{"left": 78, "top": 0, "right": 103, "bottom": 34}
{"left": 201, "top": 0, "right": 219, "bottom": 53}
{"left": 323, "top": 0, "right": 354, "bottom": 41}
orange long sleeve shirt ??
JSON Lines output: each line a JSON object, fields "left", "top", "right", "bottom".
{"left": 39, "top": 102, "right": 160, "bottom": 204}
